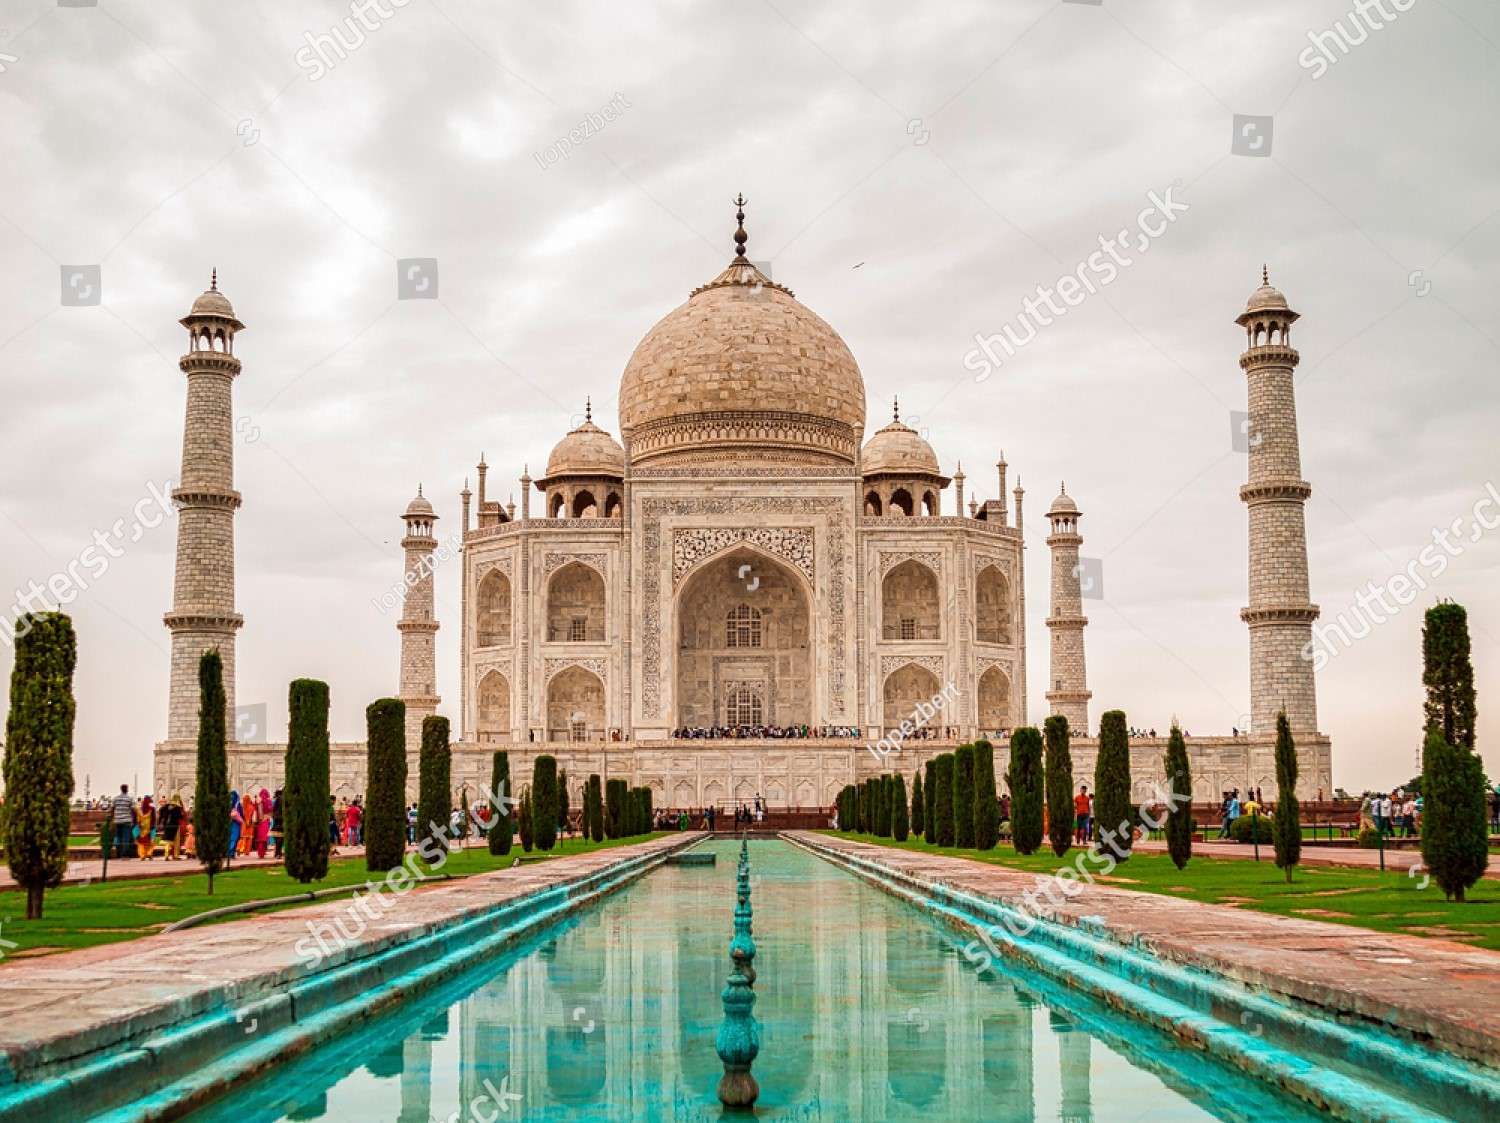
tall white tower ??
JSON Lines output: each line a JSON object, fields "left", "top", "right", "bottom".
{"left": 398, "top": 488, "right": 440, "bottom": 763}
{"left": 1045, "top": 485, "right": 1091, "bottom": 734}
{"left": 1237, "top": 269, "right": 1319, "bottom": 734}
{"left": 164, "top": 272, "right": 243, "bottom": 742}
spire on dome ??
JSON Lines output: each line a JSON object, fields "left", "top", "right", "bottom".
{"left": 585, "top": 396, "right": 592, "bottom": 423}
{"left": 733, "top": 193, "right": 748, "bottom": 260}
{"left": 1262, "top": 263, "right": 1269, "bottom": 285}
{"left": 210, "top": 267, "right": 217, "bottom": 292}
{"left": 892, "top": 396, "right": 900, "bottom": 422}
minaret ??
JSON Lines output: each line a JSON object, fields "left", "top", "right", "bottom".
{"left": 953, "top": 462, "right": 965, "bottom": 514}
{"left": 1045, "top": 484, "right": 1091, "bottom": 734}
{"left": 399, "top": 487, "right": 440, "bottom": 763}
{"left": 164, "top": 272, "right": 244, "bottom": 743}
{"left": 1238, "top": 269, "right": 1319, "bottom": 734}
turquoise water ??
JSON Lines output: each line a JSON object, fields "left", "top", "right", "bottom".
{"left": 189, "top": 840, "right": 1323, "bottom": 1121}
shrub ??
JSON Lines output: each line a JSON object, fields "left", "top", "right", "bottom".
{"left": 588, "top": 774, "right": 605, "bottom": 841}
{"left": 1162, "top": 724, "right": 1193, "bottom": 870}
{"left": 364, "top": 699, "right": 407, "bottom": 872}
{"left": 892, "top": 773, "right": 910, "bottom": 841}
{"left": 1423, "top": 601, "right": 1476, "bottom": 749}
{"left": 910, "top": 771, "right": 925, "bottom": 839}
{"left": 1272, "top": 711, "right": 1301, "bottom": 881}
{"left": 417, "top": 715, "right": 452, "bottom": 858}
{"left": 284, "top": 678, "right": 331, "bottom": 883}
{"left": 972, "top": 740, "right": 999, "bottom": 851}
{"left": 1421, "top": 726, "right": 1488, "bottom": 900}
{"left": 1230, "top": 813, "right": 1274, "bottom": 843}
{"left": 923, "top": 759, "right": 937, "bottom": 844}
{"left": 1043, "top": 715, "right": 1074, "bottom": 857}
{"left": 1357, "top": 826, "right": 1381, "bottom": 849}
{"left": 605, "top": 778, "right": 627, "bottom": 838}
{"left": 1007, "top": 727, "right": 1044, "bottom": 856}
{"left": 1094, "top": 710, "right": 1132, "bottom": 861}
{"left": 517, "top": 787, "right": 534, "bottom": 851}
{"left": 3, "top": 613, "right": 75, "bottom": 918}
{"left": 558, "top": 770, "right": 571, "bottom": 837}
{"left": 954, "top": 744, "right": 976, "bottom": 848}
{"left": 934, "top": 754, "right": 956, "bottom": 846}
{"left": 489, "top": 752, "right": 513, "bottom": 855}
{"left": 532, "top": 756, "right": 558, "bottom": 850}
{"left": 194, "top": 650, "right": 231, "bottom": 893}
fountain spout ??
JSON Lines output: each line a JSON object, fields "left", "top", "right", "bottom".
{"left": 715, "top": 841, "right": 760, "bottom": 1108}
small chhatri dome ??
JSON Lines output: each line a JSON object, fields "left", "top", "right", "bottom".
{"left": 617, "top": 195, "right": 866, "bottom": 467}
{"left": 189, "top": 268, "right": 237, "bottom": 319}
{"left": 544, "top": 404, "right": 625, "bottom": 479}
{"left": 404, "top": 485, "right": 436, "bottom": 519}
{"left": 1048, "top": 483, "right": 1078, "bottom": 516}
{"left": 861, "top": 396, "right": 941, "bottom": 477}
{"left": 1242, "top": 265, "right": 1296, "bottom": 318}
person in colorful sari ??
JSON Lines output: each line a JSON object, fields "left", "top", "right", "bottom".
{"left": 228, "top": 790, "right": 244, "bottom": 859}
{"left": 271, "top": 789, "right": 285, "bottom": 858}
{"left": 136, "top": 795, "right": 157, "bottom": 859}
{"left": 254, "top": 788, "right": 273, "bottom": 858}
{"left": 158, "top": 794, "right": 184, "bottom": 860}
{"left": 240, "top": 792, "right": 258, "bottom": 855}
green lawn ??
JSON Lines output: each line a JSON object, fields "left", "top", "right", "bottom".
{"left": 0, "top": 833, "right": 670, "bottom": 961}
{"left": 828, "top": 832, "right": 1500, "bottom": 952}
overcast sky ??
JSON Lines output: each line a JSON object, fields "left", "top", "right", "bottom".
{"left": 1, "top": 0, "right": 1495, "bottom": 796}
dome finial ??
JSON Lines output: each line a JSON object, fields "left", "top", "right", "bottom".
{"left": 417, "top": 482, "right": 423, "bottom": 497}
{"left": 732, "top": 193, "right": 748, "bottom": 260}
{"left": 892, "top": 395, "right": 900, "bottom": 422}
{"left": 585, "top": 396, "right": 592, "bottom": 423}
{"left": 210, "top": 267, "right": 217, "bottom": 292}
{"left": 1262, "top": 263, "right": 1269, "bottom": 285}
{"left": 1060, "top": 480, "right": 1066, "bottom": 494}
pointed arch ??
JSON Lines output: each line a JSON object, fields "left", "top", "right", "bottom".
{"left": 975, "top": 564, "right": 1011, "bottom": 645}
{"left": 476, "top": 569, "right": 511, "bottom": 646}
{"left": 889, "top": 488, "right": 914, "bottom": 516}
{"left": 864, "top": 490, "right": 883, "bottom": 516}
{"left": 882, "top": 559, "right": 940, "bottom": 641}
{"left": 476, "top": 670, "right": 511, "bottom": 740}
{"left": 883, "top": 661, "right": 942, "bottom": 734}
{"left": 547, "top": 561, "right": 605, "bottom": 642}
{"left": 977, "top": 665, "right": 1010, "bottom": 732}
{"left": 545, "top": 664, "right": 604, "bottom": 741}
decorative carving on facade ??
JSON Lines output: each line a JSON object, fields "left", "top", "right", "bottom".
{"left": 879, "top": 654, "right": 946, "bottom": 680}
{"left": 975, "top": 655, "right": 1012, "bottom": 679}
{"left": 878, "top": 550, "right": 943, "bottom": 577}
{"left": 543, "top": 552, "right": 608, "bottom": 579}
{"left": 474, "top": 554, "right": 514, "bottom": 583}
{"left": 640, "top": 496, "right": 848, "bottom": 719}
{"left": 671, "top": 526, "right": 814, "bottom": 587}
{"left": 972, "top": 553, "right": 1011, "bottom": 580}
{"left": 544, "top": 657, "right": 607, "bottom": 684}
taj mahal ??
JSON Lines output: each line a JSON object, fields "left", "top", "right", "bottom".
{"left": 152, "top": 201, "right": 1332, "bottom": 808}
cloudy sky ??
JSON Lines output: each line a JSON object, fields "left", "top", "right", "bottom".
{"left": 1, "top": 0, "right": 1495, "bottom": 795}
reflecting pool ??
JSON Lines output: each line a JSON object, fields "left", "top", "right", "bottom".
{"left": 190, "top": 839, "right": 1323, "bottom": 1121}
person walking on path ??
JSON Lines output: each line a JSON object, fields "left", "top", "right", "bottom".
{"left": 111, "top": 784, "right": 135, "bottom": 860}
{"left": 271, "top": 789, "right": 285, "bottom": 858}
{"left": 228, "top": 791, "right": 244, "bottom": 858}
{"left": 254, "top": 788, "right": 273, "bottom": 858}
{"left": 135, "top": 795, "right": 156, "bottom": 859}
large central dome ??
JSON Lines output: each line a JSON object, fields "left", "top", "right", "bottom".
{"left": 618, "top": 214, "right": 866, "bottom": 467}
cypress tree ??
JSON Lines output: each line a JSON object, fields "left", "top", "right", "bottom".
{"left": 517, "top": 787, "right": 534, "bottom": 851}
{"left": 284, "top": 678, "right": 331, "bottom": 883}
{"left": 1008, "top": 727, "right": 1044, "bottom": 856}
{"left": 1423, "top": 602, "right": 1477, "bottom": 749}
{"left": 910, "top": 772, "right": 925, "bottom": 839}
{"left": 532, "top": 756, "right": 558, "bottom": 850}
{"left": 892, "top": 773, "right": 910, "bottom": 841}
{"left": 1421, "top": 726, "right": 1487, "bottom": 901}
{"left": 1043, "top": 715, "right": 1074, "bottom": 857}
{"left": 877, "top": 775, "right": 892, "bottom": 837}
{"left": 923, "top": 759, "right": 938, "bottom": 844}
{"left": 194, "top": 649, "right": 231, "bottom": 894}
{"left": 488, "top": 751, "right": 513, "bottom": 855}
{"left": 934, "top": 753, "right": 956, "bottom": 846}
{"left": 843, "top": 785, "right": 857, "bottom": 831}
{"left": 417, "top": 715, "right": 451, "bottom": 858}
{"left": 1094, "top": 710, "right": 1132, "bottom": 861}
{"left": 3, "top": 613, "right": 75, "bottom": 919}
{"left": 1272, "top": 710, "right": 1301, "bottom": 882}
{"left": 1420, "top": 603, "right": 1488, "bottom": 902}
{"left": 972, "top": 740, "right": 999, "bottom": 851}
{"left": 454, "top": 784, "right": 471, "bottom": 844}
{"left": 954, "top": 744, "right": 976, "bottom": 848}
{"left": 1163, "top": 723, "right": 1193, "bottom": 869}
{"left": 642, "top": 786, "right": 654, "bottom": 834}
{"left": 605, "top": 778, "right": 626, "bottom": 838}
{"left": 857, "top": 779, "right": 870, "bottom": 833}
{"left": 588, "top": 774, "right": 605, "bottom": 841}
{"left": 364, "top": 698, "right": 407, "bottom": 872}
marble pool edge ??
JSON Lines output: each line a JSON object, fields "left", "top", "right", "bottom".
{"left": 0, "top": 832, "right": 703, "bottom": 1122}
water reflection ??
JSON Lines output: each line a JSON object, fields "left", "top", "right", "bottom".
{"left": 191, "top": 840, "right": 1318, "bottom": 1122}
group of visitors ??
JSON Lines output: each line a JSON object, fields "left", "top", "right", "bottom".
{"left": 108, "top": 784, "right": 193, "bottom": 860}
{"left": 229, "top": 789, "right": 282, "bottom": 858}
{"left": 671, "top": 724, "right": 860, "bottom": 740}
{"left": 1365, "top": 790, "right": 1420, "bottom": 837}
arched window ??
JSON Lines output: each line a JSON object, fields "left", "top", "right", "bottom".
{"left": 726, "top": 687, "right": 763, "bottom": 727}
{"left": 864, "top": 490, "right": 883, "bottom": 516}
{"left": 476, "top": 570, "right": 511, "bottom": 646}
{"left": 603, "top": 492, "right": 622, "bottom": 518}
{"left": 922, "top": 491, "right": 938, "bottom": 516}
{"left": 890, "top": 488, "right": 914, "bottom": 517}
{"left": 975, "top": 565, "right": 1011, "bottom": 645}
{"left": 726, "top": 604, "right": 762, "bottom": 648}
{"left": 572, "top": 490, "right": 597, "bottom": 518}
{"left": 549, "top": 492, "right": 565, "bottom": 518}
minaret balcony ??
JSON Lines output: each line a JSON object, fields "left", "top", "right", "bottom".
{"left": 178, "top": 353, "right": 242, "bottom": 377}
{"left": 164, "top": 609, "right": 244, "bottom": 630}
{"left": 1239, "top": 480, "right": 1312, "bottom": 504}
{"left": 1238, "top": 344, "right": 1299, "bottom": 370}
{"left": 171, "top": 486, "right": 242, "bottom": 510}
{"left": 397, "top": 618, "right": 440, "bottom": 633}
{"left": 1045, "top": 614, "right": 1089, "bottom": 628}
{"left": 1240, "top": 604, "right": 1321, "bottom": 626}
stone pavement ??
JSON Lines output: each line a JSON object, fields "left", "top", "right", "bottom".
{"left": 0, "top": 847, "right": 367, "bottom": 889}
{"left": 1131, "top": 837, "right": 1500, "bottom": 878}
{"left": 0, "top": 832, "right": 698, "bottom": 1115}
{"left": 790, "top": 831, "right": 1500, "bottom": 1071}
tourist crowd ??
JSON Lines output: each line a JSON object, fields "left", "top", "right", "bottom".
{"left": 672, "top": 724, "right": 860, "bottom": 740}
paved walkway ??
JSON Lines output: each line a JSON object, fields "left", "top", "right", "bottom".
{"left": 1132, "top": 837, "right": 1500, "bottom": 878}
{"left": 791, "top": 831, "right": 1500, "bottom": 1072}
{"left": 0, "top": 847, "right": 368, "bottom": 889}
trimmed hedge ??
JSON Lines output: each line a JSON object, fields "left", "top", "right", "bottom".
{"left": 1007, "top": 727, "right": 1044, "bottom": 855}
{"left": 195, "top": 650, "right": 231, "bottom": 892}
{"left": 934, "top": 754, "right": 956, "bottom": 847}
{"left": 489, "top": 752, "right": 513, "bottom": 855}
{"left": 532, "top": 756, "right": 558, "bottom": 851}
{"left": 284, "top": 678, "right": 331, "bottom": 883}
{"left": 972, "top": 740, "right": 998, "bottom": 851}
{"left": 364, "top": 698, "right": 407, "bottom": 872}
{"left": 418, "top": 715, "right": 452, "bottom": 856}
{"left": 1043, "top": 715, "right": 1074, "bottom": 857}
{"left": 954, "top": 744, "right": 976, "bottom": 848}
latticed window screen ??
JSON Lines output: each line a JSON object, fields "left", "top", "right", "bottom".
{"left": 726, "top": 688, "right": 763, "bottom": 726}
{"left": 569, "top": 617, "right": 587, "bottom": 642}
{"left": 726, "top": 604, "right": 762, "bottom": 648}
{"left": 570, "top": 719, "right": 587, "bottom": 741}
{"left": 900, "top": 618, "right": 916, "bottom": 640}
